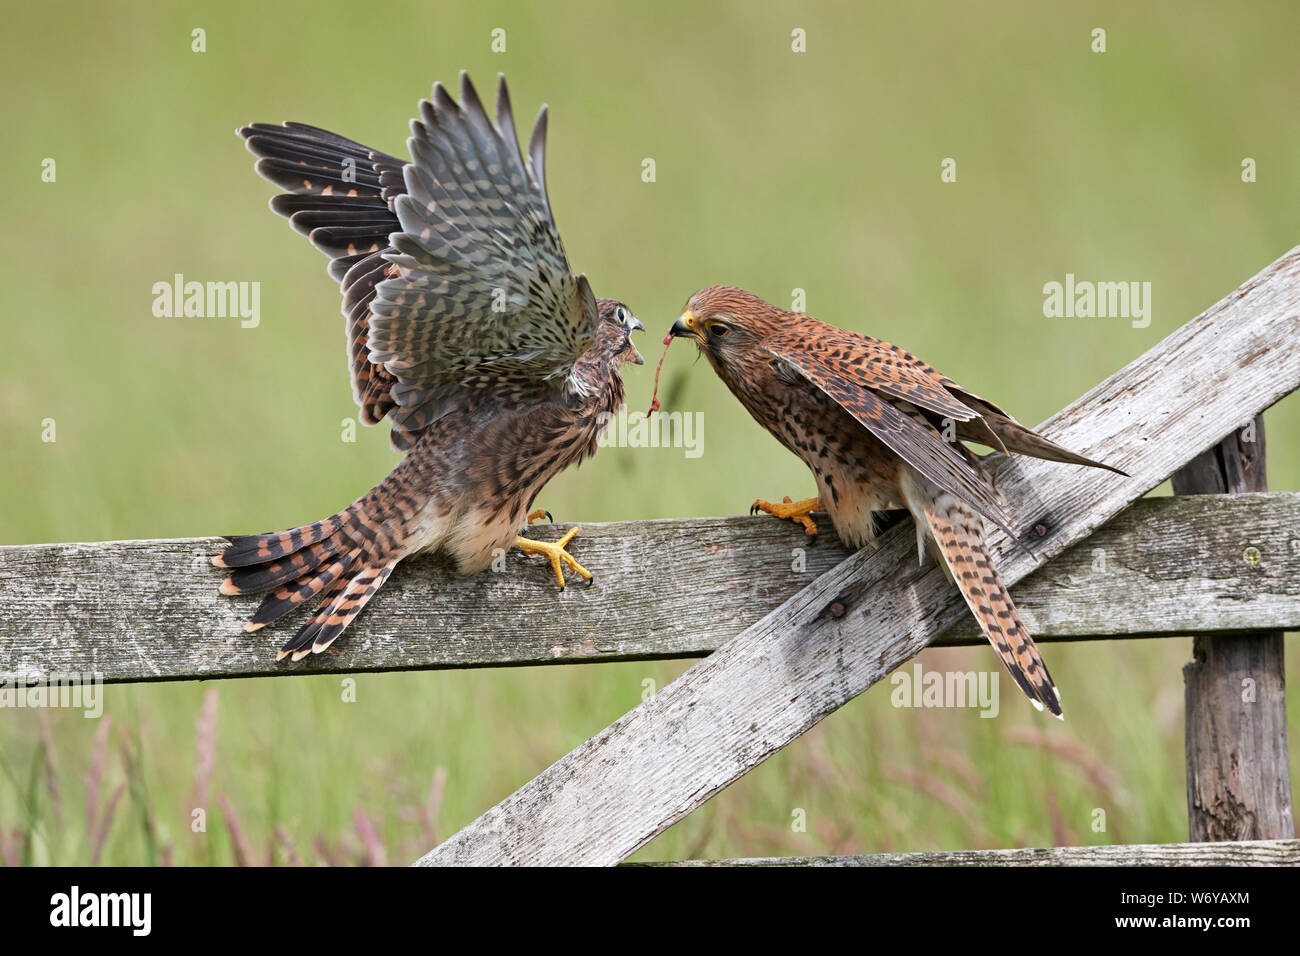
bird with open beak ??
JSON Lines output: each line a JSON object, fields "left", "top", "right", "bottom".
{"left": 668, "top": 286, "right": 1127, "bottom": 717}
{"left": 213, "top": 73, "right": 647, "bottom": 661}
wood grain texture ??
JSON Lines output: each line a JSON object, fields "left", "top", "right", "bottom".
{"left": 634, "top": 839, "right": 1300, "bottom": 867}
{"left": 2, "top": 493, "right": 1298, "bottom": 683}
{"left": 1172, "top": 418, "right": 1294, "bottom": 842}
{"left": 415, "top": 245, "right": 1300, "bottom": 866}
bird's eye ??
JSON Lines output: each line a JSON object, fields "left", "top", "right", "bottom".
{"left": 615, "top": 306, "right": 628, "bottom": 323}
{"left": 707, "top": 322, "right": 729, "bottom": 338}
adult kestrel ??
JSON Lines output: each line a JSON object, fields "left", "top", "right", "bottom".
{"left": 669, "top": 287, "right": 1126, "bottom": 716}
{"left": 214, "top": 73, "right": 644, "bottom": 660}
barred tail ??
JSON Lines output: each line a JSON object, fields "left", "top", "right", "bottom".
{"left": 214, "top": 502, "right": 399, "bottom": 660}
{"left": 275, "top": 559, "right": 398, "bottom": 661}
{"left": 912, "top": 488, "right": 1063, "bottom": 718}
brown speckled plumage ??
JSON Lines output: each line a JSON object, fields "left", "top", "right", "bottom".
{"left": 670, "top": 286, "right": 1127, "bottom": 716}
{"left": 217, "top": 74, "right": 643, "bottom": 658}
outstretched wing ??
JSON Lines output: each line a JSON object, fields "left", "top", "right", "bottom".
{"left": 763, "top": 326, "right": 1023, "bottom": 543}
{"left": 370, "top": 72, "right": 599, "bottom": 435}
{"left": 238, "top": 121, "right": 409, "bottom": 436}
{"left": 238, "top": 73, "right": 597, "bottom": 449}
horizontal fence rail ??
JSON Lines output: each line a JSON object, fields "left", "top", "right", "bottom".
{"left": 1, "top": 492, "right": 1298, "bottom": 684}
{"left": 634, "top": 839, "right": 1300, "bottom": 866}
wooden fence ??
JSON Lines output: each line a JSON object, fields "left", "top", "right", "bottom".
{"left": 4, "top": 247, "right": 1300, "bottom": 866}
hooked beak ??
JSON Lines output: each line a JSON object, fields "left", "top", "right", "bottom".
{"left": 670, "top": 310, "right": 704, "bottom": 343}
{"left": 626, "top": 316, "right": 645, "bottom": 364}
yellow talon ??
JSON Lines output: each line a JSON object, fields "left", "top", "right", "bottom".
{"left": 527, "top": 508, "right": 553, "bottom": 525}
{"left": 514, "top": 526, "right": 593, "bottom": 589}
{"left": 750, "top": 495, "right": 822, "bottom": 536}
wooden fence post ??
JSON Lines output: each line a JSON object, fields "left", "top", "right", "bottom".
{"left": 1171, "top": 415, "right": 1294, "bottom": 841}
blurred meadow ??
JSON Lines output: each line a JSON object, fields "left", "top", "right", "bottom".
{"left": 2, "top": 0, "right": 1297, "bottom": 864}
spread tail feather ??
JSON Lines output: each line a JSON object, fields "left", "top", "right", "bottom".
{"left": 277, "top": 560, "right": 399, "bottom": 661}
{"left": 247, "top": 546, "right": 362, "bottom": 632}
{"left": 215, "top": 497, "right": 399, "bottom": 655}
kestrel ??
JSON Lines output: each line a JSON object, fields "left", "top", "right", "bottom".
{"left": 668, "top": 287, "right": 1125, "bottom": 716}
{"left": 214, "top": 73, "right": 645, "bottom": 660}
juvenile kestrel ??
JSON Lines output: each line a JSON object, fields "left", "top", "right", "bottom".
{"left": 669, "top": 287, "right": 1125, "bottom": 716}
{"left": 214, "top": 73, "right": 644, "bottom": 660}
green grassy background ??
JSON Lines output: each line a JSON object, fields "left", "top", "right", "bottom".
{"left": 2, "top": 0, "right": 1297, "bottom": 864}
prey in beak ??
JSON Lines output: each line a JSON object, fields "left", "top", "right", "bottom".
{"left": 669, "top": 309, "right": 704, "bottom": 344}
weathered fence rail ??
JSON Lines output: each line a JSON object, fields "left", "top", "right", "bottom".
{"left": 636, "top": 838, "right": 1300, "bottom": 867}
{"left": 3, "top": 246, "right": 1299, "bottom": 867}
{"left": 2, "top": 492, "right": 1297, "bottom": 683}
